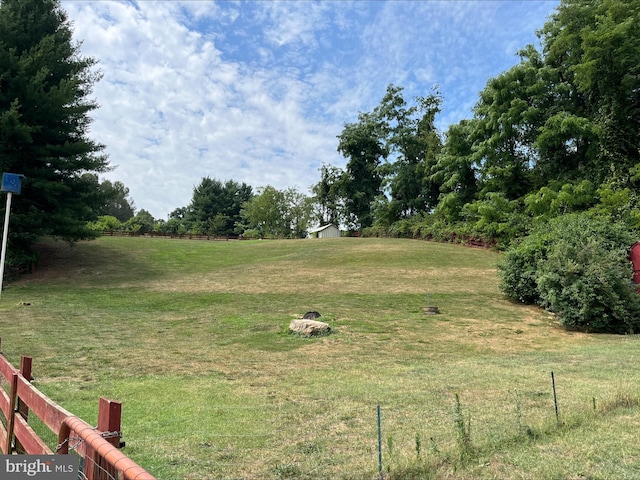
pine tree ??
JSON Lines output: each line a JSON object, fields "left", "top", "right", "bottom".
{"left": 0, "top": 0, "right": 108, "bottom": 263}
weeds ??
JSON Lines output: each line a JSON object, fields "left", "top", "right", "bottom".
{"left": 512, "top": 389, "right": 523, "bottom": 435}
{"left": 453, "top": 393, "right": 472, "bottom": 462}
{"left": 511, "top": 389, "right": 535, "bottom": 439}
{"left": 386, "top": 435, "right": 394, "bottom": 463}
{"left": 599, "top": 389, "right": 640, "bottom": 413}
{"left": 273, "top": 462, "right": 302, "bottom": 478}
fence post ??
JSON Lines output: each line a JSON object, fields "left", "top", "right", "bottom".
{"left": 377, "top": 405, "right": 382, "bottom": 477}
{"left": 14, "top": 355, "right": 32, "bottom": 454}
{"left": 89, "top": 398, "right": 122, "bottom": 480}
{"left": 551, "top": 371, "right": 560, "bottom": 426}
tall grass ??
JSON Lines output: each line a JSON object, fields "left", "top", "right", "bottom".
{"left": 0, "top": 237, "right": 638, "bottom": 479}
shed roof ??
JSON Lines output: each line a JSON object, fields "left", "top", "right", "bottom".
{"left": 308, "top": 224, "right": 339, "bottom": 234}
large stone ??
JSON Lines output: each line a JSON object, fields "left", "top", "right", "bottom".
{"left": 289, "top": 319, "right": 331, "bottom": 337}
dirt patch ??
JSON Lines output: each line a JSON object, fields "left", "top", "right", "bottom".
{"left": 431, "top": 308, "right": 592, "bottom": 354}
{"left": 143, "top": 265, "right": 498, "bottom": 295}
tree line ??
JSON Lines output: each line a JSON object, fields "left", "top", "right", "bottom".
{"left": 4, "top": 0, "right": 638, "bottom": 246}
{"left": 89, "top": 179, "right": 315, "bottom": 240}
{"left": 2, "top": 0, "right": 640, "bottom": 332}
{"left": 319, "top": 0, "right": 640, "bottom": 245}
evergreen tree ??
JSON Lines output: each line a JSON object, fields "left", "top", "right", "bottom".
{"left": 0, "top": 0, "right": 108, "bottom": 262}
{"left": 186, "top": 177, "right": 253, "bottom": 236}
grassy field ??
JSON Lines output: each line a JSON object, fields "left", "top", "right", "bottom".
{"left": 0, "top": 236, "right": 639, "bottom": 479}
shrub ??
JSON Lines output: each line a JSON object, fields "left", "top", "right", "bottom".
{"left": 388, "top": 218, "right": 415, "bottom": 238}
{"left": 362, "top": 223, "right": 389, "bottom": 238}
{"left": 86, "top": 215, "right": 123, "bottom": 232}
{"left": 499, "top": 213, "right": 640, "bottom": 333}
{"left": 241, "top": 229, "right": 261, "bottom": 239}
{"left": 498, "top": 234, "right": 549, "bottom": 304}
{"left": 461, "top": 193, "right": 529, "bottom": 245}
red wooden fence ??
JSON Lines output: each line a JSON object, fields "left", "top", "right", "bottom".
{"left": 0, "top": 346, "right": 155, "bottom": 480}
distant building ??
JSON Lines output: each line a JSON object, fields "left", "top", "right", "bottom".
{"left": 309, "top": 224, "right": 341, "bottom": 239}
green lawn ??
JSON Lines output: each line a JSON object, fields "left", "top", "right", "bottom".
{"left": 1, "top": 236, "right": 639, "bottom": 479}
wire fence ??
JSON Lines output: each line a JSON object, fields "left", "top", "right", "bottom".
{"left": 0, "top": 350, "right": 155, "bottom": 480}
{"left": 116, "top": 399, "right": 520, "bottom": 479}
{"left": 4, "top": 358, "right": 638, "bottom": 480}
{"left": 101, "top": 375, "right": 598, "bottom": 480}
{"left": 92, "top": 370, "right": 639, "bottom": 480}
{"left": 16, "top": 401, "right": 157, "bottom": 480}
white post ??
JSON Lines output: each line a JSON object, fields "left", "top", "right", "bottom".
{"left": 0, "top": 191, "right": 14, "bottom": 299}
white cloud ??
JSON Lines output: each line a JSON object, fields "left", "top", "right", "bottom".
{"left": 62, "top": 0, "right": 559, "bottom": 219}
{"left": 261, "top": 2, "right": 326, "bottom": 49}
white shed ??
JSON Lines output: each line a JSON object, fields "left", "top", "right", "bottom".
{"left": 309, "top": 224, "right": 341, "bottom": 239}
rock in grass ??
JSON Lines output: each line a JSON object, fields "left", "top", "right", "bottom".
{"left": 302, "top": 311, "right": 321, "bottom": 319}
{"left": 289, "top": 319, "right": 331, "bottom": 337}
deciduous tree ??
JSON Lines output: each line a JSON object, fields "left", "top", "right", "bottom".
{"left": 240, "top": 186, "right": 312, "bottom": 239}
{"left": 337, "top": 112, "right": 386, "bottom": 230}
{"left": 373, "top": 85, "right": 443, "bottom": 221}
{"left": 96, "top": 178, "right": 135, "bottom": 222}
{"left": 311, "top": 163, "right": 345, "bottom": 227}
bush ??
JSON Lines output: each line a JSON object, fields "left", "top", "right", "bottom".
{"left": 388, "top": 218, "right": 415, "bottom": 238}
{"left": 499, "top": 213, "right": 640, "bottom": 333}
{"left": 498, "top": 234, "right": 549, "bottom": 304}
{"left": 241, "top": 229, "right": 261, "bottom": 239}
{"left": 86, "top": 215, "right": 123, "bottom": 232}
{"left": 361, "top": 224, "right": 389, "bottom": 238}
{"left": 461, "top": 193, "right": 530, "bottom": 246}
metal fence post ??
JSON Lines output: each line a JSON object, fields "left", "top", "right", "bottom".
{"left": 551, "top": 371, "right": 560, "bottom": 426}
{"left": 377, "top": 405, "right": 382, "bottom": 476}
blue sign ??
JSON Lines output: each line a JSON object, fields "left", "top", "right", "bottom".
{"left": 1, "top": 173, "right": 25, "bottom": 194}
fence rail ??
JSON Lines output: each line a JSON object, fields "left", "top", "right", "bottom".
{"left": 101, "top": 231, "right": 240, "bottom": 241}
{"left": 0, "top": 344, "right": 155, "bottom": 480}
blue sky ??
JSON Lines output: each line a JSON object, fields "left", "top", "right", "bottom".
{"left": 62, "top": 0, "right": 560, "bottom": 220}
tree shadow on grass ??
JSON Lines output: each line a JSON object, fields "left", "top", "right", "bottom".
{"left": 20, "top": 238, "right": 159, "bottom": 287}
